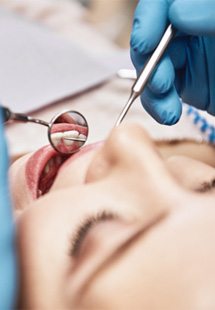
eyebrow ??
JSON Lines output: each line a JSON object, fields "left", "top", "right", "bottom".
{"left": 195, "top": 178, "right": 215, "bottom": 193}
{"left": 74, "top": 212, "right": 166, "bottom": 302}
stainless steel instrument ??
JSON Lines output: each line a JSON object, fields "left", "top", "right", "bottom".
{"left": 115, "top": 24, "right": 175, "bottom": 126}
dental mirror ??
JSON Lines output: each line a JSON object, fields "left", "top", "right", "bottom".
{"left": 48, "top": 110, "right": 89, "bottom": 154}
{"left": 2, "top": 106, "right": 89, "bottom": 154}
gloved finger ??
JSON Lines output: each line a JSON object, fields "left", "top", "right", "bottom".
{"left": 169, "top": 0, "right": 215, "bottom": 35}
{"left": 148, "top": 55, "right": 175, "bottom": 95}
{"left": 130, "top": 48, "right": 175, "bottom": 95}
{"left": 130, "top": 0, "right": 169, "bottom": 54}
{"left": 130, "top": 46, "right": 148, "bottom": 73}
{"left": 140, "top": 85, "right": 182, "bottom": 125}
{"left": 0, "top": 109, "right": 17, "bottom": 309}
{"left": 167, "top": 36, "right": 187, "bottom": 69}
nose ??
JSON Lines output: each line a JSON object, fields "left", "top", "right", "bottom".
{"left": 85, "top": 123, "right": 148, "bottom": 182}
{"left": 86, "top": 123, "right": 186, "bottom": 223}
{"left": 85, "top": 123, "right": 173, "bottom": 187}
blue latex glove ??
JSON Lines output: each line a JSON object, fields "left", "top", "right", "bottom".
{"left": 0, "top": 108, "right": 17, "bottom": 309}
{"left": 130, "top": 0, "right": 215, "bottom": 125}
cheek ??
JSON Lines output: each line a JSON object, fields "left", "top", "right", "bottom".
{"left": 79, "top": 210, "right": 215, "bottom": 310}
{"left": 85, "top": 154, "right": 111, "bottom": 183}
{"left": 16, "top": 204, "right": 74, "bottom": 308}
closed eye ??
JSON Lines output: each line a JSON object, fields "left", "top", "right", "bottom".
{"left": 70, "top": 210, "right": 118, "bottom": 257}
{"left": 195, "top": 178, "right": 215, "bottom": 193}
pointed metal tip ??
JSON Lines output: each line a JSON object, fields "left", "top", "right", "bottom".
{"left": 115, "top": 91, "right": 138, "bottom": 127}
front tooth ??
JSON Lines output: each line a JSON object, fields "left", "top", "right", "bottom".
{"left": 78, "top": 134, "right": 86, "bottom": 140}
{"left": 63, "top": 130, "right": 79, "bottom": 146}
{"left": 63, "top": 130, "right": 79, "bottom": 139}
{"left": 77, "top": 134, "right": 86, "bottom": 147}
{"left": 64, "top": 139, "right": 74, "bottom": 146}
{"left": 51, "top": 132, "right": 63, "bottom": 146}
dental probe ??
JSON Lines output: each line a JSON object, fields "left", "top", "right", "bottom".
{"left": 115, "top": 24, "right": 176, "bottom": 127}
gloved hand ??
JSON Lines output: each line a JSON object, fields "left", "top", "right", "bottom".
{"left": 130, "top": 0, "right": 215, "bottom": 125}
{"left": 0, "top": 108, "right": 17, "bottom": 309}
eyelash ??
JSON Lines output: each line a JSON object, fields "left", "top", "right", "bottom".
{"left": 197, "top": 178, "right": 215, "bottom": 193}
{"left": 70, "top": 210, "right": 118, "bottom": 257}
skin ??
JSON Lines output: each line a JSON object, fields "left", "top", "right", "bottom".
{"left": 10, "top": 123, "right": 215, "bottom": 309}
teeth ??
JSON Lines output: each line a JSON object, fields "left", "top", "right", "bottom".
{"left": 52, "top": 132, "right": 63, "bottom": 139}
{"left": 63, "top": 130, "right": 79, "bottom": 139}
{"left": 63, "top": 130, "right": 81, "bottom": 147}
{"left": 43, "top": 158, "right": 54, "bottom": 174}
{"left": 64, "top": 139, "right": 74, "bottom": 146}
{"left": 44, "top": 164, "right": 50, "bottom": 174}
{"left": 77, "top": 134, "right": 86, "bottom": 147}
{"left": 51, "top": 132, "right": 63, "bottom": 147}
{"left": 51, "top": 130, "right": 87, "bottom": 149}
{"left": 79, "top": 134, "right": 86, "bottom": 140}
{"left": 62, "top": 130, "right": 79, "bottom": 146}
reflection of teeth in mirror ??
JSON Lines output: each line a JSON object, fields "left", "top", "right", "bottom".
{"left": 78, "top": 134, "right": 86, "bottom": 147}
{"left": 64, "top": 139, "right": 74, "bottom": 147}
{"left": 79, "top": 134, "right": 86, "bottom": 140}
{"left": 51, "top": 132, "right": 63, "bottom": 148}
{"left": 63, "top": 130, "right": 79, "bottom": 139}
{"left": 62, "top": 130, "right": 79, "bottom": 147}
{"left": 51, "top": 130, "right": 87, "bottom": 151}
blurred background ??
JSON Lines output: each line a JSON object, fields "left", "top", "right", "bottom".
{"left": 56, "top": 0, "right": 137, "bottom": 48}
{"left": 2, "top": 0, "right": 211, "bottom": 158}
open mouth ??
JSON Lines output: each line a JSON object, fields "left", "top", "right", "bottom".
{"left": 25, "top": 123, "right": 89, "bottom": 199}
{"left": 37, "top": 153, "right": 68, "bottom": 197}
{"left": 26, "top": 145, "right": 69, "bottom": 199}
{"left": 25, "top": 141, "right": 102, "bottom": 199}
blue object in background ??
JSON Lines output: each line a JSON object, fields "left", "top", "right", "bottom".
{"left": 0, "top": 108, "right": 17, "bottom": 309}
{"left": 185, "top": 105, "right": 215, "bottom": 144}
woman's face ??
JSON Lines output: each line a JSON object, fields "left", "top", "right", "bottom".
{"left": 10, "top": 124, "right": 215, "bottom": 309}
